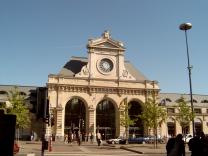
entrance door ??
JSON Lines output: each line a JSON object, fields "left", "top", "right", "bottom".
{"left": 195, "top": 122, "right": 202, "bottom": 133}
{"left": 65, "top": 98, "right": 86, "bottom": 135}
{"left": 128, "top": 101, "right": 144, "bottom": 137}
{"left": 167, "top": 122, "right": 176, "bottom": 137}
{"left": 96, "top": 100, "right": 115, "bottom": 140}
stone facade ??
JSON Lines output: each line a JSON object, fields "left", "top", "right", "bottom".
{"left": 47, "top": 31, "right": 159, "bottom": 140}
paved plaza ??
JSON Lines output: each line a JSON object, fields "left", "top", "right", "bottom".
{"left": 16, "top": 141, "right": 191, "bottom": 156}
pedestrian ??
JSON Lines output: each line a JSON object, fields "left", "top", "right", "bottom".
{"left": 71, "top": 133, "right": 74, "bottom": 144}
{"left": 132, "top": 133, "right": 135, "bottom": 139}
{"left": 30, "top": 134, "right": 34, "bottom": 141}
{"left": 90, "top": 132, "right": 94, "bottom": 144}
{"left": 188, "top": 131, "right": 202, "bottom": 156}
{"left": 166, "top": 134, "right": 185, "bottom": 156}
{"left": 166, "top": 137, "right": 175, "bottom": 155}
{"left": 77, "top": 131, "right": 81, "bottom": 146}
{"left": 96, "top": 132, "right": 101, "bottom": 146}
{"left": 64, "top": 134, "right": 68, "bottom": 144}
{"left": 200, "top": 131, "right": 208, "bottom": 156}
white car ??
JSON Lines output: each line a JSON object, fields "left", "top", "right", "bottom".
{"left": 106, "top": 137, "right": 125, "bottom": 144}
{"left": 183, "top": 134, "right": 193, "bottom": 143}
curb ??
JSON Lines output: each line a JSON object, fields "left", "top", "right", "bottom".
{"left": 120, "top": 146, "right": 144, "bottom": 154}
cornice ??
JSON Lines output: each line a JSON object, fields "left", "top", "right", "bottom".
{"left": 47, "top": 83, "right": 159, "bottom": 96}
{"left": 48, "top": 75, "right": 157, "bottom": 84}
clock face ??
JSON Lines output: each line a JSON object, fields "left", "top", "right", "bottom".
{"left": 99, "top": 58, "right": 113, "bottom": 73}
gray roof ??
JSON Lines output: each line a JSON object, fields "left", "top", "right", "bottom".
{"left": 58, "top": 56, "right": 149, "bottom": 81}
{"left": 59, "top": 57, "right": 88, "bottom": 76}
{"left": 124, "top": 61, "right": 148, "bottom": 81}
{"left": 159, "top": 93, "right": 208, "bottom": 107}
{"left": 0, "top": 85, "right": 37, "bottom": 95}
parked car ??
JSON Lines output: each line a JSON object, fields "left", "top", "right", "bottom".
{"left": 183, "top": 134, "right": 193, "bottom": 143}
{"left": 106, "top": 137, "right": 125, "bottom": 144}
{"left": 128, "top": 137, "right": 146, "bottom": 144}
{"left": 145, "top": 136, "right": 165, "bottom": 144}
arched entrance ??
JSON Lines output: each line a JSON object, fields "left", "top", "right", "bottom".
{"left": 167, "top": 118, "right": 176, "bottom": 137}
{"left": 195, "top": 118, "right": 202, "bottom": 133}
{"left": 96, "top": 99, "right": 116, "bottom": 140}
{"left": 64, "top": 98, "right": 86, "bottom": 136}
{"left": 128, "top": 101, "right": 144, "bottom": 137}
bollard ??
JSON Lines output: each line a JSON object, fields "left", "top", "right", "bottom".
{"left": 48, "top": 136, "right": 52, "bottom": 152}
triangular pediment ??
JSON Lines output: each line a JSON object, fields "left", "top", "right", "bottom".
{"left": 93, "top": 40, "right": 123, "bottom": 49}
{"left": 87, "top": 31, "right": 125, "bottom": 50}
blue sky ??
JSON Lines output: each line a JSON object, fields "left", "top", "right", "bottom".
{"left": 1, "top": 0, "right": 208, "bottom": 94}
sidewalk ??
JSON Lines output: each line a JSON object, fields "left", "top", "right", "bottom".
{"left": 110, "top": 143, "right": 191, "bottom": 154}
{"left": 16, "top": 140, "right": 191, "bottom": 155}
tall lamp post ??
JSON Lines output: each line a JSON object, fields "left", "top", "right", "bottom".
{"left": 179, "top": 23, "right": 195, "bottom": 136}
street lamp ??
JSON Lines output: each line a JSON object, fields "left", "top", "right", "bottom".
{"left": 179, "top": 23, "right": 195, "bottom": 136}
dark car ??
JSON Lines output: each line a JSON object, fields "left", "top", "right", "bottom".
{"left": 128, "top": 137, "right": 146, "bottom": 144}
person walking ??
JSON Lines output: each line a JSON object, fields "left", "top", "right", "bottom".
{"left": 96, "top": 132, "right": 101, "bottom": 146}
{"left": 188, "top": 131, "right": 202, "bottom": 156}
{"left": 77, "top": 131, "right": 81, "bottom": 146}
{"left": 200, "top": 131, "right": 208, "bottom": 156}
{"left": 166, "top": 134, "right": 185, "bottom": 156}
{"left": 90, "top": 132, "right": 94, "bottom": 144}
{"left": 166, "top": 136, "right": 176, "bottom": 155}
{"left": 189, "top": 131, "right": 208, "bottom": 156}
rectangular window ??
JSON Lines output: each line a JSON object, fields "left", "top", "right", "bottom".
{"left": 194, "top": 108, "right": 201, "bottom": 114}
{"left": 167, "top": 108, "right": 175, "bottom": 113}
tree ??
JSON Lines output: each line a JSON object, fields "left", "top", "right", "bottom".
{"left": 139, "top": 97, "right": 167, "bottom": 148}
{"left": 5, "top": 86, "right": 31, "bottom": 142}
{"left": 175, "top": 96, "right": 194, "bottom": 134}
{"left": 120, "top": 98, "right": 137, "bottom": 144}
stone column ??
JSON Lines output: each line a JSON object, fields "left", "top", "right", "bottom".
{"left": 119, "top": 109, "right": 125, "bottom": 137}
{"left": 88, "top": 105, "right": 96, "bottom": 139}
{"left": 56, "top": 108, "right": 63, "bottom": 141}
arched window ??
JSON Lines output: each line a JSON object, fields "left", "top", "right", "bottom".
{"left": 65, "top": 98, "right": 86, "bottom": 134}
{"left": 19, "top": 92, "right": 26, "bottom": 96}
{"left": 0, "top": 91, "right": 8, "bottom": 95}
{"left": 201, "top": 100, "right": 208, "bottom": 103}
{"left": 165, "top": 98, "right": 172, "bottom": 102}
{"left": 128, "top": 101, "right": 144, "bottom": 137}
{"left": 96, "top": 100, "right": 115, "bottom": 139}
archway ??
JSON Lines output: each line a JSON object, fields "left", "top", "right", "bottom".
{"left": 167, "top": 118, "right": 176, "bottom": 137}
{"left": 128, "top": 100, "right": 144, "bottom": 137}
{"left": 64, "top": 98, "right": 86, "bottom": 137}
{"left": 194, "top": 118, "right": 202, "bottom": 133}
{"left": 96, "top": 99, "right": 116, "bottom": 140}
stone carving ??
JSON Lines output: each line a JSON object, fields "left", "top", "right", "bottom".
{"left": 122, "top": 70, "right": 128, "bottom": 77}
{"left": 88, "top": 105, "right": 94, "bottom": 110}
{"left": 82, "top": 66, "right": 89, "bottom": 75}
{"left": 75, "top": 65, "right": 89, "bottom": 77}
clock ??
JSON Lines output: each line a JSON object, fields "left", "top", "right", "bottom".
{"left": 99, "top": 58, "right": 113, "bottom": 73}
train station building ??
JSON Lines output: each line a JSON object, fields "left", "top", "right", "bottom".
{"left": 1, "top": 31, "right": 208, "bottom": 141}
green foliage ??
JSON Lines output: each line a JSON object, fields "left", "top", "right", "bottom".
{"left": 176, "top": 96, "right": 195, "bottom": 130}
{"left": 139, "top": 97, "right": 167, "bottom": 133}
{"left": 6, "top": 86, "right": 30, "bottom": 129}
{"left": 0, "top": 102, "right": 6, "bottom": 109}
{"left": 120, "top": 98, "right": 137, "bottom": 128}
{"left": 120, "top": 98, "right": 137, "bottom": 143}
